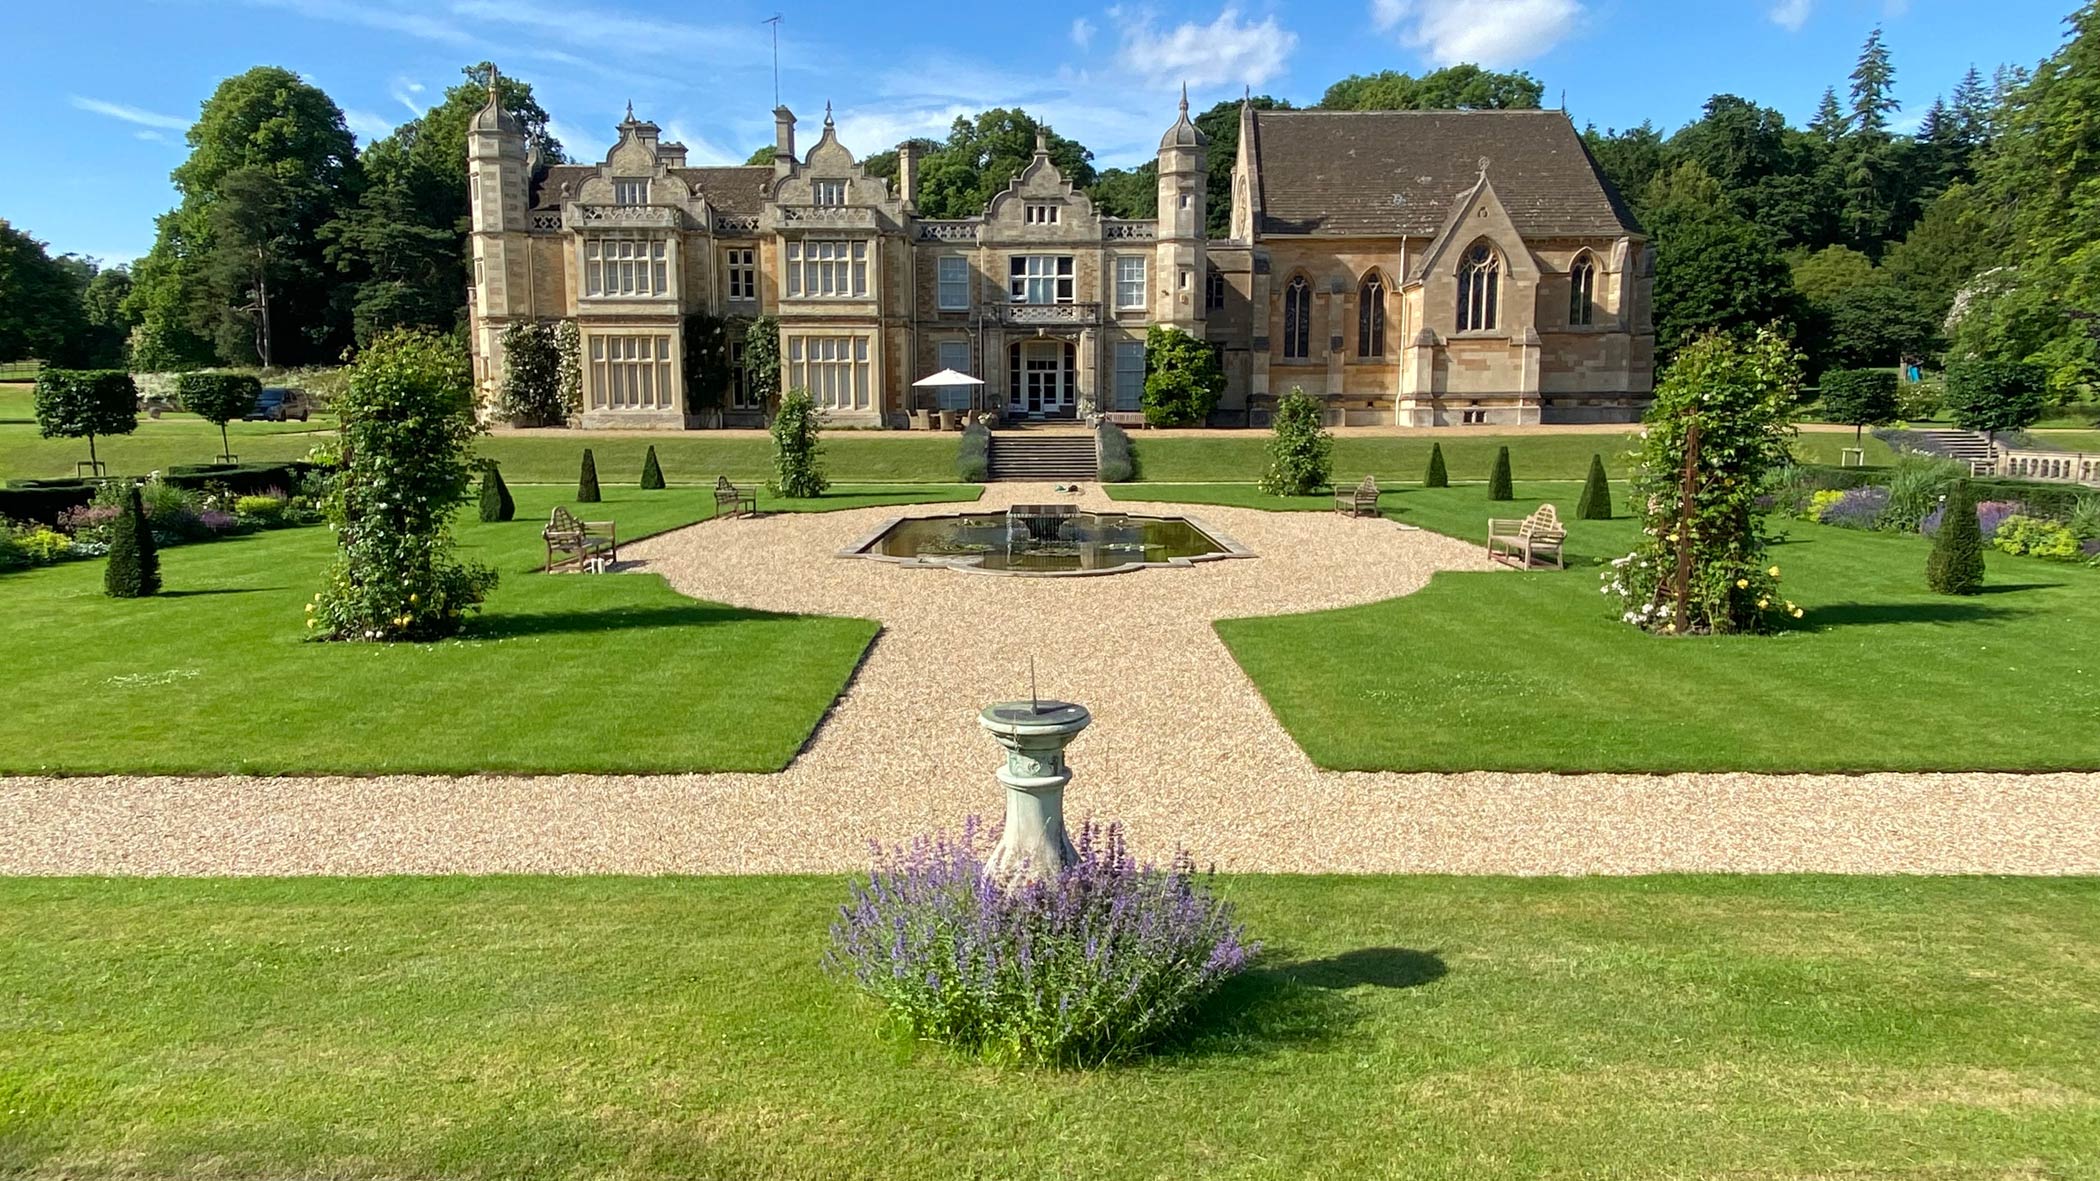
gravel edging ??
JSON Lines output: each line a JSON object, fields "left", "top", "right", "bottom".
{"left": 3, "top": 482, "right": 2095, "bottom": 877}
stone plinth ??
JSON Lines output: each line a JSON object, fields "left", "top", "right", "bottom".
{"left": 977, "top": 700, "right": 1092, "bottom": 883}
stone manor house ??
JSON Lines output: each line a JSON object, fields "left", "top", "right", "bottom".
{"left": 467, "top": 81, "right": 1655, "bottom": 429}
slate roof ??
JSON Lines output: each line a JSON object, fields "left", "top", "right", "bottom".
{"left": 530, "top": 164, "right": 773, "bottom": 214}
{"left": 1251, "top": 109, "right": 1641, "bottom": 239}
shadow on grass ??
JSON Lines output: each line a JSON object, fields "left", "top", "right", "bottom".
{"left": 1166, "top": 947, "right": 1447, "bottom": 1062}
{"left": 1804, "top": 600, "right": 2024, "bottom": 628}
{"left": 467, "top": 602, "right": 794, "bottom": 639}
{"left": 1976, "top": 582, "right": 2064, "bottom": 595}
{"left": 159, "top": 587, "right": 280, "bottom": 598}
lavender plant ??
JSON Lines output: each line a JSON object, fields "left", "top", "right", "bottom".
{"left": 825, "top": 818, "right": 1257, "bottom": 1066}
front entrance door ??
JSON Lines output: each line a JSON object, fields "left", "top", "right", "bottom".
{"left": 1010, "top": 340, "right": 1073, "bottom": 416}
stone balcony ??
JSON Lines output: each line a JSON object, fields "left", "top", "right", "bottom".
{"left": 997, "top": 302, "right": 1100, "bottom": 327}
{"left": 769, "top": 204, "right": 879, "bottom": 231}
{"left": 571, "top": 204, "right": 679, "bottom": 227}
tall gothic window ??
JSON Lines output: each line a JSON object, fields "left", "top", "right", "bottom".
{"left": 1569, "top": 253, "right": 1597, "bottom": 326}
{"left": 1357, "top": 272, "right": 1386, "bottom": 358}
{"left": 1282, "top": 275, "right": 1311, "bottom": 359}
{"left": 1457, "top": 241, "right": 1501, "bottom": 332}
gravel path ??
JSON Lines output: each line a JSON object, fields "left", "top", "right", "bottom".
{"left": 4, "top": 483, "right": 2096, "bottom": 877}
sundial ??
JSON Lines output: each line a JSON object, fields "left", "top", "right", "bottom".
{"left": 978, "top": 662, "right": 1092, "bottom": 884}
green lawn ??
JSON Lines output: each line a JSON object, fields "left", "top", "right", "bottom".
{"left": 0, "top": 483, "right": 977, "bottom": 775}
{"left": 2, "top": 874, "right": 2093, "bottom": 1180}
{"left": 1124, "top": 431, "right": 1892, "bottom": 483}
{"left": 1200, "top": 481, "right": 2100, "bottom": 773}
{"left": 2031, "top": 428, "right": 2100, "bottom": 452}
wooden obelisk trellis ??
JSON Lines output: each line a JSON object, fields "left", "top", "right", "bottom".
{"left": 1671, "top": 417, "right": 1702, "bottom": 630}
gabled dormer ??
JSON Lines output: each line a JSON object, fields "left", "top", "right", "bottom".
{"left": 983, "top": 131, "right": 1101, "bottom": 244}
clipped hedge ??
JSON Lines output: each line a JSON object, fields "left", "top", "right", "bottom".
{"left": 0, "top": 480, "right": 97, "bottom": 526}
{"left": 1096, "top": 421, "right": 1135, "bottom": 483}
{"left": 162, "top": 461, "right": 323, "bottom": 497}
{"left": 957, "top": 422, "right": 991, "bottom": 483}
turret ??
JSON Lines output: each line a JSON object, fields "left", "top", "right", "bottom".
{"left": 466, "top": 67, "right": 531, "bottom": 410}
{"left": 1154, "top": 84, "right": 1208, "bottom": 329}
{"left": 467, "top": 66, "right": 528, "bottom": 236}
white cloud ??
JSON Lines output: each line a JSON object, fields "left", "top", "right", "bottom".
{"left": 448, "top": 0, "right": 762, "bottom": 59}
{"left": 346, "top": 109, "right": 396, "bottom": 141}
{"left": 240, "top": 0, "right": 479, "bottom": 47}
{"left": 1071, "top": 17, "right": 1097, "bottom": 49}
{"left": 1109, "top": 6, "right": 1296, "bottom": 89}
{"left": 663, "top": 121, "right": 742, "bottom": 167}
{"left": 134, "top": 130, "right": 168, "bottom": 142}
{"left": 1769, "top": 0, "right": 1813, "bottom": 31}
{"left": 70, "top": 95, "right": 190, "bottom": 131}
{"left": 389, "top": 77, "right": 426, "bottom": 118}
{"left": 1371, "top": 0, "right": 1584, "bottom": 66}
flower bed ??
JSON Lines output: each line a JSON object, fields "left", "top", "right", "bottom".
{"left": 825, "top": 818, "right": 1256, "bottom": 1066}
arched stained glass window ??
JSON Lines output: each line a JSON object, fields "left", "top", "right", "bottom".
{"left": 1357, "top": 273, "right": 1386, "bottom": 357}
{"left": 1283, "top": 275, "right": 1311, "bottom": 359}
{"left": 1457, "top": 242, "right": 1501, "bottom": 332}
{"left": 1569, "top": 253, "right": 1597, "bottom": 327}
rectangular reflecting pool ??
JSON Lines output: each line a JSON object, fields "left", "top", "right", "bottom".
{"left": 843, "top": 508, "right": 1251, "bottom": 576}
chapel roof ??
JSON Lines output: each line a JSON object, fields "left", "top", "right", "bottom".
{"left": 529, "top": 164, "right": 773, "bottom": 215}
{"left": 1250, "top": 108, "right": 1641, "bottom": 239}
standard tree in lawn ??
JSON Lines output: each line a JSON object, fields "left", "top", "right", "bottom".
{"left": 174, "top": 372, "right": 263, "bottom": 462}
{"left": 33, "top": 369, "right": 137, "bottom": 476}
{"left": 1943, "top": 360, "right": 2047, "bottom": 441}
{"left": 1818, "top": 369, "right": 1900, "bottom": 444}
{"left": 1607, "top": 327, "right": 1802, "bottom": 635}
{"left": 310, "top": 329, "right": 495, "bottom": 641}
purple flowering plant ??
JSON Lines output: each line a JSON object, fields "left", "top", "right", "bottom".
{"left": 1921, "top": 499, "right": 2025, "bottom": 541}
{"left": 825, "top": 817, "right": 1258, "bottom": 1066}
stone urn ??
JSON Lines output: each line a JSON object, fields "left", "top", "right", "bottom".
{"left": 977, "top": 699, "right": 1092, "bottom": 883}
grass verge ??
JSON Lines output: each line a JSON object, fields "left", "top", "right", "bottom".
{"left": 0, "top": 484, "right": 977, "bottom": 775}
{"left": 2, "top": 874, "right": 2094, "bottom": 1180}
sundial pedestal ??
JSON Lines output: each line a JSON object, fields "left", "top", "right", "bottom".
{"left": 977, "top": 700, "right": 1092, "bottom": 884}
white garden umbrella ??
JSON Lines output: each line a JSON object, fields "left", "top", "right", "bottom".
{"left": 912, "top": 368, "right": 984, "bottom": 412}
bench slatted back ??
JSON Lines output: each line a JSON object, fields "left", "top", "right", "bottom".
{"left": 1520, "top": 504, "right": 1563, "bottom": 540}
{"left": 547, "top": 506, "right": 582, "bottom": 535}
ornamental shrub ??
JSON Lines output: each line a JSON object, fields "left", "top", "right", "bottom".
{"left": 1991, "top": 515, "right": 2081, "bottom": 559}
{"left": 1576, "top": 453, "right": 1612, "bottom": 519}
{"left": 14, "top": 525, "right": 75, "bottom": 565}
{"left": 1257, "top": 388, "right": 1332, "bottom": 495}
{"left": 477, "top": 461, "right": 515, "bottom": 522}
{"left": 1817, "top": 369, "right": 1900, "bottom": 444}
{"left": 1605, "top": 327, "right": 1802, "bottom": 635}
{"left": 309, "top": 329, "right": 496, "bottom": 642}
{"left": 1927, "top": 479, "right": 1985, "bottom": 594}
{"left": 234, "top": 493, "right": 290, "bottom": 528}
{"left": 957, "top": 421, "right": 991, "bottom": 482}
{"left": 770, "top": 388, "right": 828, "bottom": 498}
{"left": 175, "top": 372, "right": 264, "bottom": 460}
{"left": 1879, "top": 452, "right": 1965, "bottom": 532}
{"left": 743, "top": 315, "right": 782, "bottom": 411}
{"left": 1096, "top": 420, "right": 1135, "bottom": 482}
{"left": 1424, "top": 441, "right": 1448, "bottom": 487}
{"left": 1944, "top": 360, "right": 2047, "bottom": 437}
{"left": 1487, "top": 446, "right": 1514, "bottom": 501}
{"left": 640, "top": 444, "right": 665, "bottom": 489}
{"left": 576, "top": 448, "right": 601, "bottom": 503}
{"left": 103, "top": 486, "right": 160, "bottom": 598}
{"left": 498, "top": 321, "right": 565, "bottom": 426}
{"left": 34, "top": 369, "right": 137, "bottom": 473}
{"left": 825, "top": 818, "right": 1257, "bottom": 1066}
{"left": 1141, "top": 325, "right": 1224, "bottom": 427}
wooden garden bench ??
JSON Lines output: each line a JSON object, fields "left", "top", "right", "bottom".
{"left": 1486, "top": 504, "right": 1566, "bottom": 570}
{"left": 1334, "top": 475, "right": 1380, "bottom": 517}
{"left": 714, "top": 475, "right": 759, "bottom": 518}
{"left": 543, "top": 506, "right": 617, "bottom": 572}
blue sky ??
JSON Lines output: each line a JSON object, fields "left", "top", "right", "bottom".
{"left": 0, "top": 0, "right": 2081, "bottom": 263}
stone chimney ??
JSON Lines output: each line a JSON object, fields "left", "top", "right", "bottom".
{"left": 897, "top": 140, "right": 922, "bottom": 207}
{"left": 774, "top": 105, "right": 797, "bottom": 164}
{"left": 658, "top": 141, "right": 687, "bottom": 168}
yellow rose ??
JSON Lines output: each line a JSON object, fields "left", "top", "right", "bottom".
{"left": 304, "top": 603, "right": 314, "bottom": 613}
{"left": 1791, "top": 607, "right": 1804, "bottom": 619}
{"left": 1736, "top": 579, "right": 1749, "bottom": 589}
{"left": 1757, "top": 598, "right": 1769, "bottom": 609}
{"left": 1768, "top": 566, "right": 1781, "bottom": 578}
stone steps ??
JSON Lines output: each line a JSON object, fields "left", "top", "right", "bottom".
{"left": 987, "top": 435, "right": 1098, "bottom": 481}
{"left": 1906, "top": 428, "right": 1998, "bottom": 473}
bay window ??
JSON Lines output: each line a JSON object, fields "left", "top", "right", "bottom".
{"left": 588, "top": 334, "right": 674, "bottom": 410}
{"left": 786, "top": 239, "right": 868, "bottom": 298}
{"left": 584, "top": 237, "right": 670, "bottom": 298}
{"left": 788, "top": 334, "right": 871, "bottom": 411}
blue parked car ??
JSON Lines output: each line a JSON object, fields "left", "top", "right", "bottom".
{"left": 244, "top": 387, "right": 311, "bottom": 422}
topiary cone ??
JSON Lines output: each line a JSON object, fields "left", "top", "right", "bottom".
{"left": 640, "top": 444, "right": 665, "bottom": 490}
{"left": 478, "top": 462, "right": 515, "bottom": 522}
{"left": 1424, "top": 442, "right": 1448, "bottom": 488}
{"left": 1576, "top": 453, "right": 1612, "bottom": 520}
{"left": 104, "top": 485, "right": 160, "bottom": 598}
{"left": 577, "top": 448, "right": 601, "bottom": 503}
{"left": 1926, "top": 479, "right": 1985, "bottom": 595}
{"left": 1488, "top": 445, "right": 1514, "bottom": 501}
